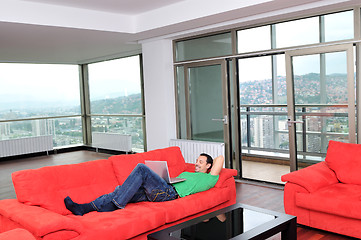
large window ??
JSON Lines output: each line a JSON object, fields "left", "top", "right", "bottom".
{"left": 88, "top": 55, "right": 145, "bottom": 152}
{"left": 175, "top": 32, "right": 233, "bottom": 62}
{"left": 0, "top": 55, "right": 145, "bottom": 155}
{"left": 237, "top": 10, "right": 354, "bottom": 53}
{"left": 0, "top": 63, "right": 82, "bottom": 147}
{"left": 235, "top": 9, "right": 355, "bottom": 159}
{"left": 174, "top": 7, "right": 360, "bottom": 183}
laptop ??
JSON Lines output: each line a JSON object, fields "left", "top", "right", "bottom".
{"left": 145, "top": 160, "right": 186, "bottom": 184}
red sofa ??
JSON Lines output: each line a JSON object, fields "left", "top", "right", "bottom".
{"left": 282, "top": 140, "right": 361, "bottom": 238}
{"left": 0, "top": 228, "right": 35, "bottom": 240}
{"left": 0, "top": 147, "right": 237, "bottom": 240}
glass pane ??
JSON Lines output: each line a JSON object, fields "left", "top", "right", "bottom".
{"left": 250, "top": 115, "right": 275, "bottom": 149}
{"left": 0, "top": 117, "right": 83, "bottom": 147}
{"left": 0, "top": 63, "right": 80, "bottom": 120}
{"left": 296, "top": 107, "right": 349, "bottom": 154}
{"left": 176, "top": 32, "right": 232, "bottom": 62}
{"left": 91, "top": 116, "right": 144, "bottom": 152}
{"left": 276, "top": 115, "right": 290, "bottom": 150}
{"left": 237, "top": 26, "right": 271, "bottom": 53}
{"left": 291, "top": 51, "right": 350, "bottom": 167}
{"left": 53, "top": 117, "right": 83, "bottom": 147}
{"left": 88, "top": 56, "right": 142, "bottom": 115}
{"left": 239, "top": 56, "right": 272, "bottom": 104}
{"left": 323, "top": 10, "right": 354, "bottom": 42}
{"left": 275, "top": 17, "right": 319, "bottom": 48}
{"left": 293, "top": 54, "right": 320, "bottom": 104}
{"left": 189, "top": 65, "right": 224, "bottom": 142}
{"left": 292, "top": 52, "right": 348, "bottom": 105}
{"left": 275, "top": 54, "right": 287, "bottom": 104}
{"left": 246, "top": 113, "right": 288, "bottom": 150}
{"left": 240, "top": 114, "right": 248, "bottom": 147}
{"left": 176, "top": 66, "right": 187, "bottom": 139}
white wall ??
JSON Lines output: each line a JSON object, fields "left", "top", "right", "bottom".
{"left": 142, "top": 39, "right": 177, "bottom": 150}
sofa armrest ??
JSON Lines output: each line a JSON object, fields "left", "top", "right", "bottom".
{"left": 0, "top": 199, "right": 82, "bottom": 238}
{"left": 281, "top": 161, "right": 338, "bottom": 193}
{"left": 215, "top": 168, "right": 238, "bottom": 188}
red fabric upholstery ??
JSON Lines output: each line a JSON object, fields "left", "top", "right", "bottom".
{"left": 296, "top": 183, "right": 361, "bottom": 220}
{"left": 149, "top": 183, "right": 232, "bottom": 223}
{"left": 0, "top": 229, "right": 35, "bottom": 240}
{"left": 283, "top": 183, "right": 311, "bottom": 226}
{"left": 12, "top": 159, "right": 119, "bottom": 215}
{"left": 1, "top": 147, "right": 236, "bottom": 240}
{"left": 215, "top": 168, "right": 238, "bottom": 188}
{"left": 69, "top": 203, "right": 167, "bottom": 240}
{"left": 0, "top": 199, "right": 81, "bottom": 239}
{"left": 110, "top": 146, "right": 186, "bottom": 184}
{"left": 282, "top": 141, "right": 361, "bottom": 239}
{"left": 281, "top": 161, "right": 338, "bottom": 193}
{"left": 325, "top": 140, "right": 361, "bottom": 184}
{"left": 309, "top": 210, "right": 361, "bottom": 238}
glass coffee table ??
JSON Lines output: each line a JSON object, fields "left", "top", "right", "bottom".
{"left": 148, "top": 203, "right": 296, "bottom": 240}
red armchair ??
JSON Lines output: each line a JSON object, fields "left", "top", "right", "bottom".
{"left": 282, "top": 141, "right": 361, "bottom": 238}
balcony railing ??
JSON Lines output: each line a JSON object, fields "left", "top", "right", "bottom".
{"left": 240, "top": 104, "right": 349, "bottom": 163}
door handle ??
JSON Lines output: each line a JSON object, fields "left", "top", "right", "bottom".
{"left": 287, "top": 119, "right": 303, "bottom": 127}
{"left": 212, "top": 115, "right": 228, "bottom": 125}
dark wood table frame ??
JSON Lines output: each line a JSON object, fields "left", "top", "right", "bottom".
{"left": 148, "top": 203, "right": 296, "bottom": 240}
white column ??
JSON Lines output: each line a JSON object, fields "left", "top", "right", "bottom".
{"left": 142, "top": 39, "right": 176, "bottom": 150}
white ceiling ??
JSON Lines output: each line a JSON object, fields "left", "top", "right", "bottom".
{"left": 0, "top": 0, "right": 360, "bottom": 64}
{"left": 21, "top": 0, "right": 186, "bottom": 15}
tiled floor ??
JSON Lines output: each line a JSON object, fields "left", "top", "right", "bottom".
{"left": 242, "top": 160, "right": 290, "bottom": 184}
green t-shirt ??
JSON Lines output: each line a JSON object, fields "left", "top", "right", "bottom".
{"left": 172, "top": 172, "right": 219, "bottom": 198}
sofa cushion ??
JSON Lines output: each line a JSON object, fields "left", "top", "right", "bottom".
{"left": 296, "top": 183, "right": 361, "bottom": 220}
{"left": 70, "top": 202, "right": 166, "bottom": 240}
{"left": 149, "top": 186, "right": 232, "bottom": 223}
{"left": 325, "top": 140, "right": 361, "bottom": 185}
{"left": 12, "top": 159, "right": 119, "bottom": 215}
{"left": 0, "top": 199, "right": 82, "bottom": 238}
{"left": 0, "top": 228, "right": 35, "bottom": 240}
{"left": 110, "top": 147, "right": 186, "bottom": 184}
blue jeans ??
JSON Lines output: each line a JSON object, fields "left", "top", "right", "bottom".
{"left": 91, "top": 163, "right": 178, "bottom": 211}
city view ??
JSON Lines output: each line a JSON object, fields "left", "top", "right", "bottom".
{"left": 240, "top": 73, "right": 349, "bottom": 155}
{"left": 0, "top": 93, "right": 144, "bottom": 151}
{"left": 0, "top": 71, "right": 350, "bottom": 156}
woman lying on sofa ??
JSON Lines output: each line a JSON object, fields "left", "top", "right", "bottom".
{"left": 64, "top": 153, "right": 224, "bottom": 216}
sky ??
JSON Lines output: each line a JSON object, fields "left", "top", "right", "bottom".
{"left": 0, "top": 55, "right": 141, "bottom": 111}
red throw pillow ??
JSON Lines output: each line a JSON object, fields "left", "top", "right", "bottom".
{"left": 325, "top": 140, "right": 361, "bottom": 184}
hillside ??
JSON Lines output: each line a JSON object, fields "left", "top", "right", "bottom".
{"left": 240, "top": 73, "right": 348, "bottom": 105}
{"left": 90, "top": 93, "right": 142, "bottom": 114}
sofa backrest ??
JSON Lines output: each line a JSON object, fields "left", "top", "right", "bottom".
{"left": 110, "top": 146, "right": 186, "bottom": 184}
{"left": 12, "top": 159, "right": 119, "bottom": 215}
{"left": 325, "top": 140, "right": 361, "bottom": 185}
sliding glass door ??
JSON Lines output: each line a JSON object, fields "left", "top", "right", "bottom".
{"left": 238, "top": 54, "right": 290, "bottom": 183}
{"left": 286, "top": 44, "right": 356, "bottom": 171}
{"left": 179, "top": 60, "right": 231, "bottom": 166}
